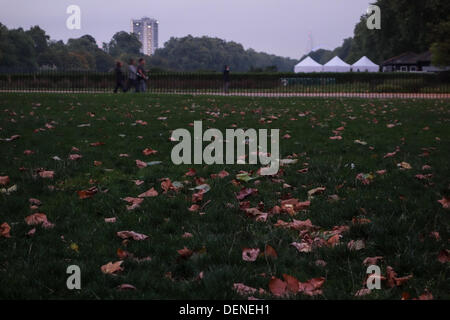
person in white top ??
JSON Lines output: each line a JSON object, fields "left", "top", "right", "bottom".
{"left": 126, "top": 59, "right": 139, "bottom": 92}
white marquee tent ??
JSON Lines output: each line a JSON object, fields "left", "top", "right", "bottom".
{"left": 323, "top": 56, "right": 351, "bottom": 72}
{"left": 294, "top": 56, "right": 323, "bottom": 73}
{"left": 351, "top": 56, "right": 379, "bottom": 72}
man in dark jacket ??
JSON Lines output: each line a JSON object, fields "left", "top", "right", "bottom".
{"left": 113, "top": 61, "right": 126, "bottom": 93}
{"left": 223, "top": 65, "right": 230, "bottom": 94}
{"left": 137, "top": 58, "right": 148, "bottom": 93}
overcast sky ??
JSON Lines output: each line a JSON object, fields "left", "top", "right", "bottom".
{"left": 0, "top": 0, "right": 372, "bottom": 59}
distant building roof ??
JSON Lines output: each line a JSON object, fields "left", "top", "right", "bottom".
{"left": 382, "top": 51, "right": 432, "bottom": 66}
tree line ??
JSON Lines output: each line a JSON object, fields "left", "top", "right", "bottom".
{"left": 1, "top": 1, "right": 448, "bottom": 73}
{"left": 0, "top": 24, "right": 297, "bottom": 72}
{"left": 301, "top": 0, "right": 450, "bottom": 66}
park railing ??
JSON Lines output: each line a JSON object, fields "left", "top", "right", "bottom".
{"left": 0, "top": 69, "right": 449, "bottom": 98}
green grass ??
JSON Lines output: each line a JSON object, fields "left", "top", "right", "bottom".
{"left": 0, "top": 93, "right": 449, "bottom": 300}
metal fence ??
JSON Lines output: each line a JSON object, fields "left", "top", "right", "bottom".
{"left": 0, "top": 70, "right": 449, "bottom": 98}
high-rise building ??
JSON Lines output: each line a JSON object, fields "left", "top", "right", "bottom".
{"left": 131, "top": 17, "right": 159, "bottom": 56}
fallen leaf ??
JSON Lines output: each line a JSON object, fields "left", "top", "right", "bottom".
{"left": 177, "top": 247, "right": 193, "bottom": 259}
{"left": 298, "top": 277, "right": 325, "bottom": 296}
{"left": 242, "top": 248, "right": 260, "bottom": 262}
{"left": 0, "top": 176, "right": 10, "bottom": 185}
{"left": 282, "top": 274, "right": 299, "bottom": 294}
{"left": 138, "top": 188, "right": 158, "bottom": 198}
{"left": 363, "top": 256, "right": 383, "bottom": 265}
{"left": 347, "top": 240, "right": 365, "bottom": 251}
{"left": 142, "top": 148, "right": 158, "bottom": 156}
{"left": 101, "top": 261, "right": 123, "bottom": 275}
{"left": 0, "top": 222, "right": 11, "bottom": 238}
{"left": 437, "top": 250, "right": 450, "bottom": 263}
{"left": 39, "top": 171, "right": 54, "bottom": 179}
{"left": 264, "top": 245, "right": 278, "bottom": 259}
{"left": 116, "top": 284, "right": 136, "bottom": 291}
{"left": 116, "top": 231, "right": 149, "bottom": 241}
{"left": 355, "top": 288, "right": 372, "bottom": 297}
{"left": 438, "top": 197, "right": 450, "bottom": 210}
{"left": 233, "top": 283, "right": 257, "bottom": 297}
{"left": 269, "top": 277, "right": 287, "bottom": 297}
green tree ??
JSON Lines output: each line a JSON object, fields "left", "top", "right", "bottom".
{"left": 430, "top": 19, "right": 450, "bottom": 66}
{"left": 107, "top": 31, "right": 142, "bottom": 57}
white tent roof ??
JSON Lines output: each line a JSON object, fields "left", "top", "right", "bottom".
{"left": 294, "top": 56, "right": 323, "bottom": 73}
{"left": 324, "top": 56, "right": 351, "bottom": 67}
{"left": 351, "top": 56, "right": 379, "bottom": 72}
{"left": 323, "top": 56, "right": 351, "bottom": 72}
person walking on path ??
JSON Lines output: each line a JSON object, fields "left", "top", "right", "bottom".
{"left": 113, "top": 61, "right": 126, "bottom": 93}
{"left": 223, "top": 65, "right": 230, "bottom": 94}
{"left": 137, "top": 58, "right": 148, "bottom": 93}
{"left": 126, "top": 59, "right": 139, "bottom": 92}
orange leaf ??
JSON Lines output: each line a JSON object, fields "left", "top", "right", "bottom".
{"left": 0, "top": 176, "right": 10, "bottom": 185}
{"left": 177, "top": 247, "right": 193, "bottom": 259}
{"left": 138, "top": 188, "right": 158, "bottom": 198}
{"left": 116, "top": 231, "right": 148, "bottom": 241}
{"left": 282, "top": 274, "right": 299, "bottom": 294}
{"left": 0, "top": 222, "right": 11, "bottom": 238}
{"left": 269, "top": 277, "right": 287, "bottom": 297}
{"left": 101, "top": 261, "right": 123, "bottom": 275}
{"left": 264, "top": 245, "right": 278, "bottom": 259}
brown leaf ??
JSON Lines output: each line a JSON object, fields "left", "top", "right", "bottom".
{"left": 355, "top": 288, "right": 372, "bottom": 297}
{"left": 269, "top": 277, "right": 287, "bottom": 297}
{"left": 117, "top": 248, "right": 133, "bottom": 260}
{"left": 347, "top": 240, "right": 365, "bottom": 251}
{"left": 101, "top": 261, "right": 123, "bottom": 275}
{"left": 236, "top": 188, "right": 258, "bottom": 200}
{"left": 418, "top": 290, "right": 433, "bottom": 300}
{"left": 184, "top": 168, "right": 197, "bottom": 177}
{"left": 0, "top": 222, "right": 11, "bottom": 238}
{"left": 25, "top": 213, "right": 49, "bottom": 226}
{"left": 161, "top": 178, "right": 176, "bottom": 193}
{"left": 0, "top": 176, "right": 10, "bottom": 185}
{"left": 282, "top": 274, "right": 299, "bottom": 294}
{"left": 291, "top": 241, "right": 312, "bottom": 253}
{"left": 363, "top": 256, "right": 383, "bottom": 265}
{"left": 116, "top": 231, "right": 149, "bottom": 241}
{"left": 264, "top": 245, "right": 278, "bottom": 259}
{"left": 39, "top": 171, "right": 54, "bottom": 179}
{"left": 188, "top": 204, "right": 200, "bottom": 212}
{"left": 218, "top": 170, "right": 230, "bottom": 178}
{"left": 327, "top": 234, "right": 341, "bottom": 247}
{"left": 242, "top": 248, "right": 260, "bottom": 262}
{"left": 136, "top": 160, "right": 147, "bottom": 169}
{"left": 437, "top": 250, "right": 450, "bottom": 263}
{"left": 142, "top": 148, "right": 158, "bottom": 156}
{"left": 438, "top": 197, "right": 450, "bottom": 210}
{"left": 177, "top": 246, "right": 193, "bottom": 259}
{"left": 298, "top": 277, "right": 325, "bottom": 296}
{"left": 77, "top": 186, "right": 98, "bottom": 199}
{"left": 123, "top": 197, "right": 144, "bottom": 210}
{"left": 233, "top": 283, "right": 257, "bottom": 296}
{"left": 138, "top": 188, "right": 158, "bottom": 198}
{"left": 116, "top": 284, "right": 136, "bottom": 291}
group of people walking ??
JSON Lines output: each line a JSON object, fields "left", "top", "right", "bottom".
{"left": 114, "top": 62, "right": 232, "bottom": 94}
{"left": 113, "top": 58, "right": 148, "bottom": 93}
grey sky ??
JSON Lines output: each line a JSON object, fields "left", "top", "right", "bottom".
{"left": 0, "top": 0, "right": 372, "bottom": 59}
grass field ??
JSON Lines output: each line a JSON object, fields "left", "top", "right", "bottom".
{"left": 0, "top": 93, "right": 449, "bottom": 300}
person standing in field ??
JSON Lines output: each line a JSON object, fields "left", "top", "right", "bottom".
{"left": 137, "top": 58, "right": 148, "bottom": 93}
{"left": 223, "top": 65, "right": 230, "bottom": 94}
{"left": 127, "top": 59, "right": 139, "bottom": 92}
{"left": 113, "top": 61, "right": 126, "bottom": 93}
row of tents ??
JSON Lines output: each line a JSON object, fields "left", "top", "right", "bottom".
{"left": 294, "top": 56, "right": 379, "bottom": 73}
